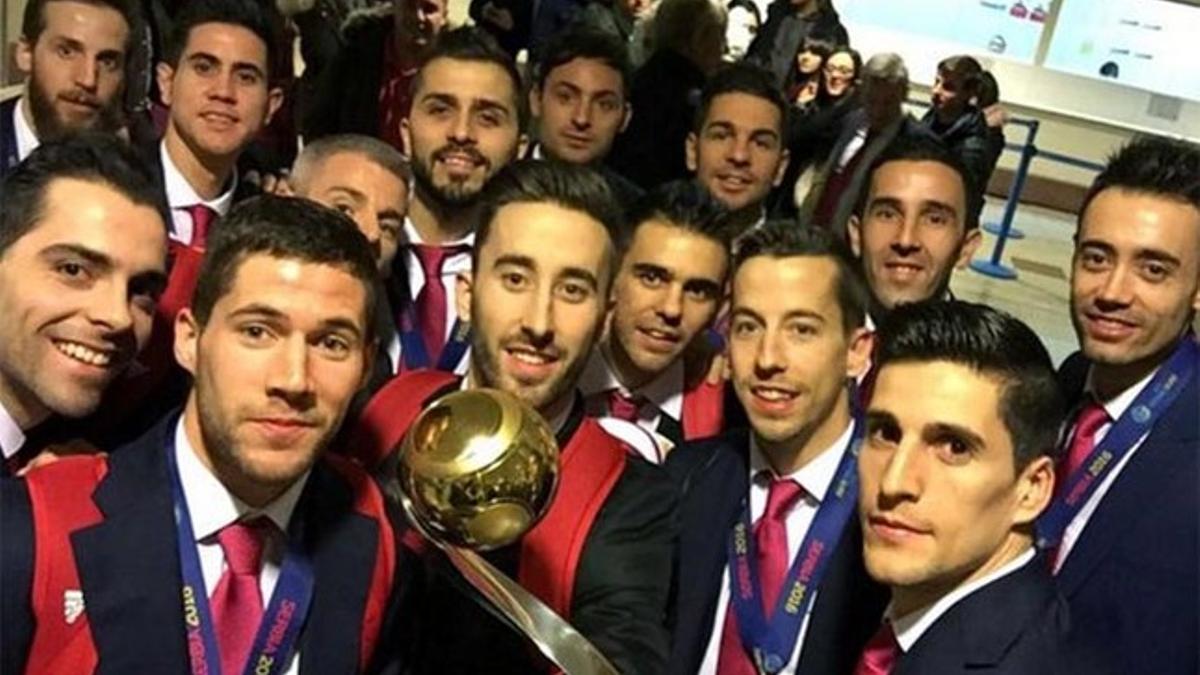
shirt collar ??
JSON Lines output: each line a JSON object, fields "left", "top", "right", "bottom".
{"left": 0, "top": 399, "right": 26, "bottom": 460}
{"left": 401, "top": 215, "right": 475, "bottom": 247}
{"left": 159, "top": 142, "right": 236, "bottom": 215}
{"left": 748, "top": 420, "right": 854, "bottom": 503}
{"left": 889, "top": 547, "right": 1037, "bottom": 652}
{"left": 578, "top": 347, "right": 685, "bottom": 421}
{"left": 173, "top": 417, "right": 309, "bottom": 541}
{"left": 13, "top": 96, "right": 39, "bottom": 162}
{"left": 1085, "top": 364, "right": 1160, "bottom": 421}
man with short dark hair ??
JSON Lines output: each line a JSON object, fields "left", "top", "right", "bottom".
{"left": 2, "top": 195, "right": 412, "bottom": 674}
{"left": 847, "top": 134, "right": 983, "bottom": 322}
{"left": 1048, "top": 136, "right": 1200, "bottom": 675}
{"left": 0, "top": 134, "right": 167, "bottom": 480}
{"left": 528, "top": 26, "right": 642, "bottom": 206}
{"left": 666, "top": 220, "right": 887, "bottom": 675}
{"left": 349, "top": 160, "right": 676, "bottom": 675}
{"left": 2, "top": 0, "right": 138, "bottom": 177}
{"left": 389, "top": 27, "right": 528, "bottom": 375}
{"left": 855, "top": 300, "right": 1077, "bottom": 673}
{"left": 580, "top": 180, "right": 731, "bottom": 454}
{"left": 687, "top": 62, "right": 791, "bottom": 238}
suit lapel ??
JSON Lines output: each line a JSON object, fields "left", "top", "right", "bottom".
{"left": 297, "top": 461, "right": 382, "bottom": 675}
{"left": 1058, "top": 374, "right": 1200, "bottom": 595}
{"left": 898, "top": 560, "right": 1060, "bottom": 674}
{"left": 674, "top": 431, "right": 750, "bottom": 672}
{"left": 71, "top": 421, "right": 189, "bottom": 674}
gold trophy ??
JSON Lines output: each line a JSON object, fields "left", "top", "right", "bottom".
{"left": 398, "top": 389, "right": 620, "bottom": 675}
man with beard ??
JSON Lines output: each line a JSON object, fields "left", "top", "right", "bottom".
{"left": 304, "top": 0, "right": 448, "bottom": 149}
{"left": 1046, "top": 136, "right": 1200, "bottom": 675}
{"left": 847, "top": 134, "right": 982, "bottom": 324}
{"left": 0, "top": 135, "right": 167, "bottom": 480}
{"left": 347, "top": 160, "right": 677, "bottom": 674}
{"left": 385, "top": 27, "right": 528, "bottom": 376}
{"left": 2, "top": 196, "right": 414, "bottom": 674}
{"left": 3, "top": 0, "right": 137, "bottom": 178}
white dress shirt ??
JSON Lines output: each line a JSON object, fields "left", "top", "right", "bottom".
{"left": 1054, "top": 367, "right": 1158, "bottom": 570}
{"left": 386, "top": 217, "right": 474, "bottom": 374}
{"left": 891, "top": 548, "right": 1037, "bottom": 652}
{"left": 698, "top": 422, "right": 855, "bottom": 674}
{"left": 174, "top": 420, "right": 308, "bottom": 674}
{"left": 160, "top": 142, "right": 236, "bottom": 246}
{"left": 13, "top": 97, "right": 39, "bottom": 163}
{"left": 0, "top": 399, "right": 26, "bottom": 461}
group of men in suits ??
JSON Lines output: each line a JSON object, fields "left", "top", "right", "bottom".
{"left": 1, "top": 0, "right": 1198, "bottom": 674}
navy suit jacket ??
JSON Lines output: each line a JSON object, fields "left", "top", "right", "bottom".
{"left": 2, "top": 96, "right": 22, "bottom": 180}
{"left": 1, "top": 414, "right": 416, "bottom": 675}
{"left": 895, "top": 556, "right": 1103, "bottom": 675}
{"left": 664, "top": 429, "right": 888, "bottom": 675}
{"left": 1053, "top": 350, "right": 1200, "bottom": 675}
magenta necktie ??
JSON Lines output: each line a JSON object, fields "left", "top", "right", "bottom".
{"left": 608, "top": 389, "right": 643, "bottom": 422}
{"left": 716, "top": 478, "right": 806, "bottom": 674}
{"left": 412, "top": 244, "right": 467, "bottom": 363}
{"left": 1057, "top": 400, "right": 1110, "bottom": 496}
{"left": 854, "top": 621, "right": 900, "bottom": 675}
{"left": 210, "top": 519, "right": 269, "bottom": 675}
{"left": 187, "top": 204, "right": 217, "bottom": 249}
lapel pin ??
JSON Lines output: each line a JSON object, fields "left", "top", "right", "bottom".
{"left": 63, "top": 590, "right": 85, "bottom": 625}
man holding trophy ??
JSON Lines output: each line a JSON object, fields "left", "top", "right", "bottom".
{"left": 349, "top": 159, "right": 677, "bottom": 674}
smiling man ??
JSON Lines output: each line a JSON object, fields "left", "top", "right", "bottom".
{"left": 665, "top": 221, "right": 887, "bottom": 675}
{"left": 2, "top": 195, "right": 413, "bottom": 674}
{"left": 848, "top": 135, "right": 983, "bottom": 323}
{"left": 349, "top": 160, "right": 677, "bottom": 674}
{"left": 1049, "top": 136, "right": 1200, "bottom": 675}
{"left": 687, "top": 63, "right": 790, "bottom": 240}
{"left": 581, "top": 180, "right": 731, "bottom": 452}
{"left": 528, "top": 26, "right": 642, "bottom": 207}
{"left": 856, "top": 300, "right": 1079, "bottom": 674}
{"left": 390, "top": 27, "right": 527, "bottom": 375}
{"left": 0, "top": 134, "right": 166, "bottom": 478}
{"left": 2, "top": 0, "right": 137, "bottom": 177}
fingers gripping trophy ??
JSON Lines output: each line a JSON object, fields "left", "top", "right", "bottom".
{"left": 397, "top": 389, "right": 620, "bottom": 675}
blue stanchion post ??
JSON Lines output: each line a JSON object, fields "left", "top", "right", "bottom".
{"left": 983, "top": 140, "right": 1032, "bottom": 240}
{"left": 970, "top": 120, "right": 1040, "bottom": 280}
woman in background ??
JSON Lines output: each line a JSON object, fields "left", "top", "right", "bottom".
{"left": 787, "top": 34, "right": 834, "bottom": 110}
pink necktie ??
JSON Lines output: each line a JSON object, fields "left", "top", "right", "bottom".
{"left": 187, "top": 204, "right": 217, "bottom": 249}
{"left": 854, "top": 621, "right": 900, "bottom": 675}
{"left": 412, "top": 244, "right": 467, "bottom": 363}
{"left": 716, "top": 478, "right": 806, "bottom": 674}
{"left": 1057, "top": 400, "right": 1110, "bottom": 496}
{"left": 210, "top": 519, "right": 269, "bottom": 675}
{"left": 608, "top": 389, "right": 642, "bottom": 422}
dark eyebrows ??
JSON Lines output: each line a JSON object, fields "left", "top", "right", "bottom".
{"left": 923, "top": 422, "right": 986, "bottom": 451}
{"left": 750, "top": 128, "right": 781, "bottom": 143}
{"left": 782, "top": 309, "right": 827, "bottom": 324}
{"left": 560, "top": 266, "right": 600, "bottom": 291}
{"left": 867, "top": 196, "right": 903, "bottom": 212}
{"left": 704, "top": 120, "right": 735, "bottom": 134}
{"left": 228, "top": 304, "right": 364, "bottom": 340}
{"left": 631, "top": 262, "right": 670, "bottom": 279}
{"left": 492, "top": 253, "right": 536, "bottom": 271}
{"left": 550, "top": 81, "right": 583, "bottom": 95}
{"left": 472, "top": 98, "right": 514, "bottom": 118}
{"left": 919, "top": 199, "right": 960, "bottom": 218}
{"left": 729, "top": 306, "right": 765, "bottom": 323}
{"left": 865, "top": 409, "right": 898, "bottom": 428}
{"left": 1078, "top": 239, "right": 1182, "bottom": 267}
{"left": 38, "top": 243, "right": 114, "bottom": 272}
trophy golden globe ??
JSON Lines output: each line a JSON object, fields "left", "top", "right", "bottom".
{"left": 397, "top": 389, "right": 620, "bottom": 675}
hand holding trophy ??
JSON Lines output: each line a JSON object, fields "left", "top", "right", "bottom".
{"left": 397, "top": 389, "right": 621, "bottom": 675}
